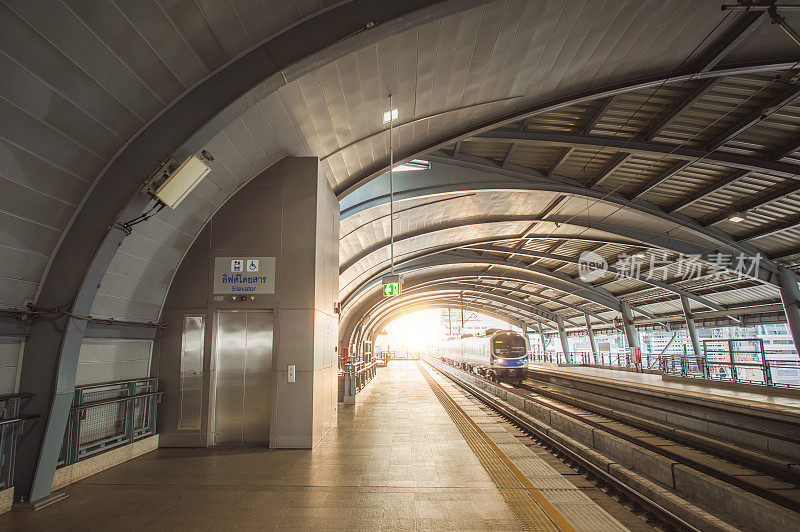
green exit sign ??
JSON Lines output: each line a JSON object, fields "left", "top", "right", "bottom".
{"left": 382, "top": 274, "right": 402, "bottom": 297}
{"left": 383, "top": 282, "right": 401, "bottom": 297}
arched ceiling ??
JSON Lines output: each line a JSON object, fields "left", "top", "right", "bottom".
{"left": 2, "top": 1, "right": 800, "bottom": 345}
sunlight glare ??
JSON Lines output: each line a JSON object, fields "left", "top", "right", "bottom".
{"left": 374, "top": 309, "right": 443, "bottom": 356}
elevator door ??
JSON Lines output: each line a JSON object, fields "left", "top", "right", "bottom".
{"left": 214, "top": 311, "right": 273, "bottom": 445}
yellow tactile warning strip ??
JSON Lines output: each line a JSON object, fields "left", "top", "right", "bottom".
{"left": 418, "top": 361, "right": 575, "bottom": 532}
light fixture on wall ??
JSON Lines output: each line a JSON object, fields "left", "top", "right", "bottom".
{"left": 383, "top": 108, "right": 398, "bottom": 123}
{"left": 154, "top": 154, "right": 211, "bottom": 209}
{"left": 393, "top": 159, "right": 430, "bottom": 172}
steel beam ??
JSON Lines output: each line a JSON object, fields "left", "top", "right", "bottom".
{"left": 628, "top": 83, "right": 800, "bottom": 199}
{"left": 344, "top": 249, "right": 632, "bottom": 315}
{"left": 681, "top": 295, "right": 702, "bottom": 358}
{"left": 667, "top": 169, "right": 749, "bottom": 212}
{"left": 419, "top": 152, "right": 779, "bottom": 276}
{"left": 341, "top": 149, "right": 779, "bottom": 280}
{"left": 585, "top": 313, "right": 599, "bottom": 364}
{"left": 585, "top": 152, "right": 631, "bottom": 188}
{"left": 694, "top": 9, "right": 768, "bottom": 72}
{"left": 538, "top": 320, "right": 549, "bottom": 354}
{"left": 408, "top": 275, "right": 610, "bottom": 322}
{"left": 620, "top": 301, "right": 641, "bottom": 351}
{"left": 471, "top": 130, "right": 800, "bottom": 179}
{"left": 15, "top": 0, "right": 486, "bottom": 504}
{"left": 469, "top": 244, "right": 728, "bottom": 312}
{"left": 341, "top": 212, "right": 775, "bottom": 297}
{"left": 335, "top": 61, "right": 800, "bottom": 199}
{"left": 365, "top": 300, "right": 529, "bottom": 342}
{"left": 557, "top": 316, "right": 570, "bottom": 362}
{"left": 737, "top": 213, "right": 800, "bottom": 241}
{"left": 15, "top": 192, "right": 151, "bottom": 505}
{"left": 704, "top": 180, "right": 800, "bottom": 226}
{"left": 643, "top": 78, "right": 721, "bottom": 140}
{"left": 777, "top": 266, "right": 800, "bottom": 359}
{"left": 398, "top": 285, "right": 574, "bottom": 326}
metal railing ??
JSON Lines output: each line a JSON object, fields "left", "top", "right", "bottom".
{"left": 59, "top": 378, "right": 163, "bottom": 467}
{"left": 0, "top": 394, "right": 36, "bottom": 490}
{"left": 558, "top": 348, "right": 800, "bottom": 389}
{"left": 341, "top": 361, "right": 377, "bottom": 398}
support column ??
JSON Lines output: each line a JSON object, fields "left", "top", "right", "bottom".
{"left": 557, "top": 316, "right": 570, "bottom": 363}
{"left": 620, "top": 301, "right": 640, "bottom": 351}
{"left": 15, "top": 193, "right": 151, "bottom": 506}
{"left": 777, "top": 266, "right": 800, "bottom": 358}
{"left": 585, "top": 313, "right": 599, "bottom": 364}
{"left": 535, "top": 319, "right": 547, "bottom": 356}
{"left": 681, "top": 295, "right": 702, "bottom": 358}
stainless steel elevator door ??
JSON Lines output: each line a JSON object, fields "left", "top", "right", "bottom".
{"left": 214, "top": 311, "right": 273, "bottom": 445}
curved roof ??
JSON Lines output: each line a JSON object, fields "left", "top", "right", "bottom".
{"left": 1, "top": 1, "right": 800, "bottom": 343}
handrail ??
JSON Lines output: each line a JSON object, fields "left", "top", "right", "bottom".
{"left": 70, "top": 391, "right": 165, "bottom": 411}
{"left": 75, "top": 377, "right": 158, "bottom": 390}
{"left": 0, "top": 392, "right": 33, "bottom": 402}
{"left": 0, "top": 414, "right": 39, "bottom": 427}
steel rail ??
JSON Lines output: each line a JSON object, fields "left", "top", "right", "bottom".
{"left": 436, "top": 360, "right": 800, "bottom": 512}
{"left": 426, "top": 359, "right": 701, "bottom": 532}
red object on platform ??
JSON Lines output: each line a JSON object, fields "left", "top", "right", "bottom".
{"left": 631, "top": 346, "right": 642, "bottom": 372}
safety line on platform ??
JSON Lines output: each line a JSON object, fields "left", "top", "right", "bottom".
{"left": 418, "top": 361, "right": 576, "bottom": 532}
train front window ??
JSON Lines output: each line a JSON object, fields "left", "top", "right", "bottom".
{"left": 492, "top": 335, "right": 526, "bottom": 358}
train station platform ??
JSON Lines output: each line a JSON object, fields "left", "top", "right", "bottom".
{"left": 529, "top": 364, "right": 800, "bottom": 413}
{"left": 0, "top": 361, "right": 634, "bottom": 531}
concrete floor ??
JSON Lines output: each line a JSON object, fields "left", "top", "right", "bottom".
{"left": 1, "top": 361, "right": 521, "bottom": 531}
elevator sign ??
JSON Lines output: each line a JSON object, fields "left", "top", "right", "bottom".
{"left": 214, "top": 257, "right": 275, "bottom": 294}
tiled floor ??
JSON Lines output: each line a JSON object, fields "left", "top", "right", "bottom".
{"left": 1, "top": 361, "right": 522, "bottom": 531}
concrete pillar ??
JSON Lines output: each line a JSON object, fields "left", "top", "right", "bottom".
{"left": 557, "top": 316, "right": 570, "bottom": 363}
{"left": 585, "top": 313, "right": 599, "bottom": 364}
{"left": 681, "top": 295, "right": 702, "bottom": 358}
{"left": 620, "top": 301, "right": 640, "bottom": 350}
{"left": 777, "top": 266, "right": 800, "bottom": 359}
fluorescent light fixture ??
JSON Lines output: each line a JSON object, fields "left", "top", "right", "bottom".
{"left": 728, "top": 212, "right": 746, "bottom": 223}
{"left": 154, "top": 154, "right": 211, "bottom": 208}
{"left": 383, "top": 108, "right": 398, "bottom": 123}
{"left": 393, "top": 159, "right": 431, "bottom": 172}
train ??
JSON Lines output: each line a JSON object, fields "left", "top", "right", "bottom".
{"left": 439, "top": 329, "right": 529, "bottom": 383}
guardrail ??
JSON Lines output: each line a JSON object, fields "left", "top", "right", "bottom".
{"left": 0, "top": 394, "right": 37, "bottom": 490}
{"left": 59, "top": 378, "right": 163, "bottom": 466}
{"left": 341, "top": 361, "right": 377, "bottom": 399}
{"left": 559, "top": 350, "right": 800, "bottom": 389}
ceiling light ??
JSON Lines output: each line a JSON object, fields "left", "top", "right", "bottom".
{"left": 393, "top": 159, "right": 430, "bottom": 172}
{"left": 632, "top": 252, "right": 646, "bottom": 259}
{"left": 383, "top": 108, "right": 398, "bottom": 123}
{"left": 154, "top": 154, "right": 211, "bottom": 208}
{"left": 728, "top": 212, "right": 746, "bottom": 223}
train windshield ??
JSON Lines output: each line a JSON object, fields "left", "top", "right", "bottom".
{"left": 491, "top": 334, "right": 526, "bottom": 358}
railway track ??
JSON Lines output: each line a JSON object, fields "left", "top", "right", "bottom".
{"left": 429, "top": 358, "right": 800, "bottom": 531}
